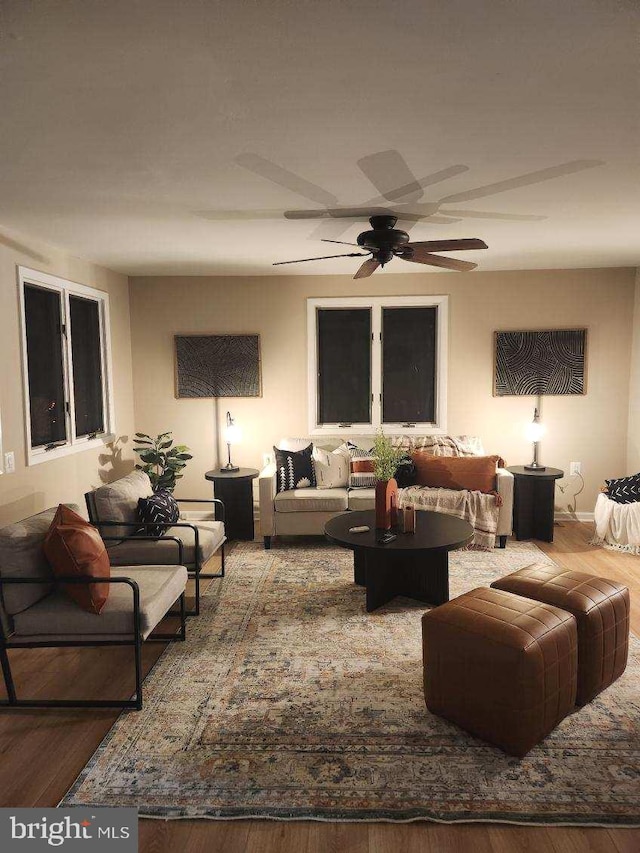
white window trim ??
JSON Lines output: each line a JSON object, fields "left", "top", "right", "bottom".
{"left": 307, "top": 295, "right": 448, "bottom": 437}
{"left": 18, "top": 266, "right": 116, "bottom": 466}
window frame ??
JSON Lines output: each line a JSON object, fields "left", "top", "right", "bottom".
{"left": 307, "top": 295, "right": 448, "bottom": 437}
{"left": 18, "top": 266, "right": 116, "bottom": 466}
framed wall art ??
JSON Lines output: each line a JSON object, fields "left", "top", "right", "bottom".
{"left": 494, "top": 328, "right": 587, "bottom": 396}
{"left": 175, "top": 334, "right": 262, "bottom": 398}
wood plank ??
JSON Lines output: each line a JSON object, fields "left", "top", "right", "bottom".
{"left": 0, "top": 522, "right": 638, "bottom": 853}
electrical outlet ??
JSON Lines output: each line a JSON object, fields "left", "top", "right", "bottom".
{"left": 262, "top": 452, "right": 273, "bottom": 468}
{"left": 4, "top": 451, "right": 15, "bottom": 474}
{"left": 569, "top": 461, "right": 581, "bottom": 475}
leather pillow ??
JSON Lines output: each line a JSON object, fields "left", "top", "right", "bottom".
{"left": 43, "top": 504, "right": 111, "bottom": 614}
{"left": 411, "top": 453, "right": 500, "bottom": 494}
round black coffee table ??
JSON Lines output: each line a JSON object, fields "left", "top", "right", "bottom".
{"left": 325, "top": 510, "right": 473, "bottom": 612}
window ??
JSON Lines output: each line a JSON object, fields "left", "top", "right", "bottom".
{"left": 307, "top": 295, "right": 448, "bottom": 436}
{"left": 18, "top": 267, "right": 115, "bottom": 465}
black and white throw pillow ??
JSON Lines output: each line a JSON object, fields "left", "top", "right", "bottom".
{"left": 347, "top": 445, "right": 377, "bottom": 489}
{"left": 605, "top": 473, "right": 640, "bottom": 504}
{"left": 274, "top": 444, "right": 317, "bottom": 492}
{"left": 138, "top": 490, "right": 180, "bottom": 536}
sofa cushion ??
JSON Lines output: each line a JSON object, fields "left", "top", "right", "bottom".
{"left": 312, "top": 446, "right": 350, "bottom": 489}
{"left": 43, "top": 504, "right": 111, "bottom": 614}
{"left": 347, "top": 488, "right": 376, "bottom": 511}
{"left": 92, "top": 470, "right": 153, "bottom": 538}
{"left": 12, "top": 565, "right": 188, "bottom": 641}
{"left": 274, "top": 444, "right": 316, "bottom": 492}
{"left": 138, "top": 490, "right": 180, "bottom": 535}
{"left": 275, "top": 488, "right": 348, "bottom": 513}
{"left": 106, "top": 520, "right": 225, "bottom": 567}
{"left": 276, "top": 437, "right": 315, "bottom": 453}
{"left": 412, "top": 453, "right": 500, "bottom": 493}
{"left": 0, "top": 504, "right": 81, "bottom": 616}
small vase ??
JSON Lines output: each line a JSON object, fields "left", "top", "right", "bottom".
{"left": 375, "top": 478, "right": 398, "bottom": 530}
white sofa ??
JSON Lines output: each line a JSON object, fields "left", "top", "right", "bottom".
{"left": 259, "top": 436, "right": 513, "bottom": 550}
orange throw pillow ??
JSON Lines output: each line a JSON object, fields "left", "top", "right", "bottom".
{"left": 43, "top": 504, "right": 111, "bottom": 614}
{"left": 411, "top": 453, "right": 500, "bottom": 494}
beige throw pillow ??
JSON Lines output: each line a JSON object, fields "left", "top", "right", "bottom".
{"left": 312, "top": 446, "right": 350, "bottom": 489}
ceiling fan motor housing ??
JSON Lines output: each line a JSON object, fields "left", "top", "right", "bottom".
{"left": 357, "top": 215, "right": 410, "bottom": 265}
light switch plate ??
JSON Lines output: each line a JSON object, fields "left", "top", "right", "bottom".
{"left": 4, "top": 451, "right": 15, "bottom": 474}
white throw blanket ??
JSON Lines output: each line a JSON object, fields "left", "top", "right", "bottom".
{"left": 398, "top": 486, "right": 500, "bottom": 550}
{"left": 591, "top": 492, "right": 640, "bottom": 554}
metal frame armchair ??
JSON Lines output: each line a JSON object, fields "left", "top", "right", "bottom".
{"left": 85, "top": 471, "right": 226, "bottom": 616}
{"left": 0, "top": 511, "right": 188, "bottom": 710}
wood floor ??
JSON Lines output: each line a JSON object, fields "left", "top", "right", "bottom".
{"left": 0, "top": 523, "right": 638, "bottom": 852}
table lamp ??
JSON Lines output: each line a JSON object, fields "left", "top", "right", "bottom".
{"left": 524, "top": 407, "right": 546, "bottom": 471}
{"left": 220, "top": 411, "right": 241, "bottom": 472}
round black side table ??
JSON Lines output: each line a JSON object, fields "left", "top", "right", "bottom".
{"left": 205, "top": 468, "right": 259, "bottom": 541}
{"left": 507, "top": 466, "right": 564, "bottom": 543}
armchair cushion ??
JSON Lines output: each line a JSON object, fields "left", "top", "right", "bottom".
{"left": 0, "top": 504, "right": 81, "bottom": 616}
{"left": 12, "top": 565, "right": 188, "bottom": 641}
{"left": 43, "top": 504, "right": 111, "bottom": 614}
{"left": 92, "top": 470, "right": 153, "bottom": 538}
{"left": 106, "top": 521, "right": 225, "bottom": 567}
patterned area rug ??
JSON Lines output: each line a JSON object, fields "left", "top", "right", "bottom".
{"left": 61, "top": 540, "right": 640, "bottom": 825}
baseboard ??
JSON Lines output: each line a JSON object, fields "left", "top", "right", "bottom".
{"left": 555, "top": 511, "right": 594, "bottom": 522}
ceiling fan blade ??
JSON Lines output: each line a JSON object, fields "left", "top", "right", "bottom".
{"left": 321, "top": 239, "right": 362, "bottom": 247}
{"left": 358, "top": 150, "right": 424, "bottom": 203}
{"left": 273, "top": 252, "right": 369, "bottom": 266}
{"left": 235, "top": 153, "right": 339, "bottom": 207}
{"left": 393, "top": 212, "right": 462, "bottom": 224}
{"left": 406, "top": 238, "right": 488, "bottom": 252}
{"left": 399, "top": 250, "right": 477, "bottom": 271}
{"left": 354, "top": 258, "right": 380, "bottom": 279}
{"left": 284, "top": 207, "right": 388, "bottom": 220}
{"left": 442, "top": 208, "right": 547, "bottom": 222}
{"left": 360, "top": 164, "right": 470, "bottom": 207}
{"left": 438, "top": 159, "right": 604, "bottom": 205}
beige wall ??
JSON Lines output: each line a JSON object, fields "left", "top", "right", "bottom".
{"left": 0, "top": 231, "right": 135, "bottom": 526}
{"left": 628, "top": 268, "right": 640, "bottom": 472}
{"left": 130, "top": 267, "right": 636, "bottom": 515}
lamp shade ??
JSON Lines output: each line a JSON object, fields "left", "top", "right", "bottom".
{"left": 525, "top": 420, "right": 546, "bottom": 442}
{"left": 225, "top": 423, "right": 241, "bottom": 444}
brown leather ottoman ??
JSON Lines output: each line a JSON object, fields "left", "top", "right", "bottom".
{"left": 422, "top": 587, "right": 577, "bottom": 757}
{"left": 491, "top": 563, "right": 630, "bottom": 705}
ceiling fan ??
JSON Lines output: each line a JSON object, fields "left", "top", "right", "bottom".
{"left": 273, "top": 214, "right": 488, "bottom": 277}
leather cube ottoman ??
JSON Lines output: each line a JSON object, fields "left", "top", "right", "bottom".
{"left": 422, "top": 587, "right": 577, "bottom": 757}
{"left": 491, "top": 563, "right": 630, "bottom": 705}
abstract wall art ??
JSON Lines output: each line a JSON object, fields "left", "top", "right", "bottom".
{"left": 175, "top": 334, "right": 261, "bottom": 398}
{"left": 494, "top": 329, "right": 587, "bottom": 396}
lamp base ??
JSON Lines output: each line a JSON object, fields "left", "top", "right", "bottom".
{"left": 524, "top": 463, "right": 546, "bottom": 471}
{"left": 220, "top": 463, "right": 239, "bottom": 473}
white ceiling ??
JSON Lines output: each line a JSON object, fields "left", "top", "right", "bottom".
{"left": 0, "top": 0, "right": 638, "bottom": 276}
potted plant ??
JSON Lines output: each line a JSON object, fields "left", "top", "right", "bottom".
{"left": 133, "top": 432, "right": 193, "bottom": 493}
{"left": 372, "top": 430, "right": 404, "bottom": 530}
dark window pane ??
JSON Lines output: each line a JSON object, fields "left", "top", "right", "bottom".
{"left": 70, "top": 296, "right": 105, "bottom": 437}
{"left": 24, "top": 285, "right": 67, "bottom": 447}
{"left": 382, "top": 306, "right": 437, "bottom": 423}
{"left": 317, "top": 308, "right": 371, "bottom": 424}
